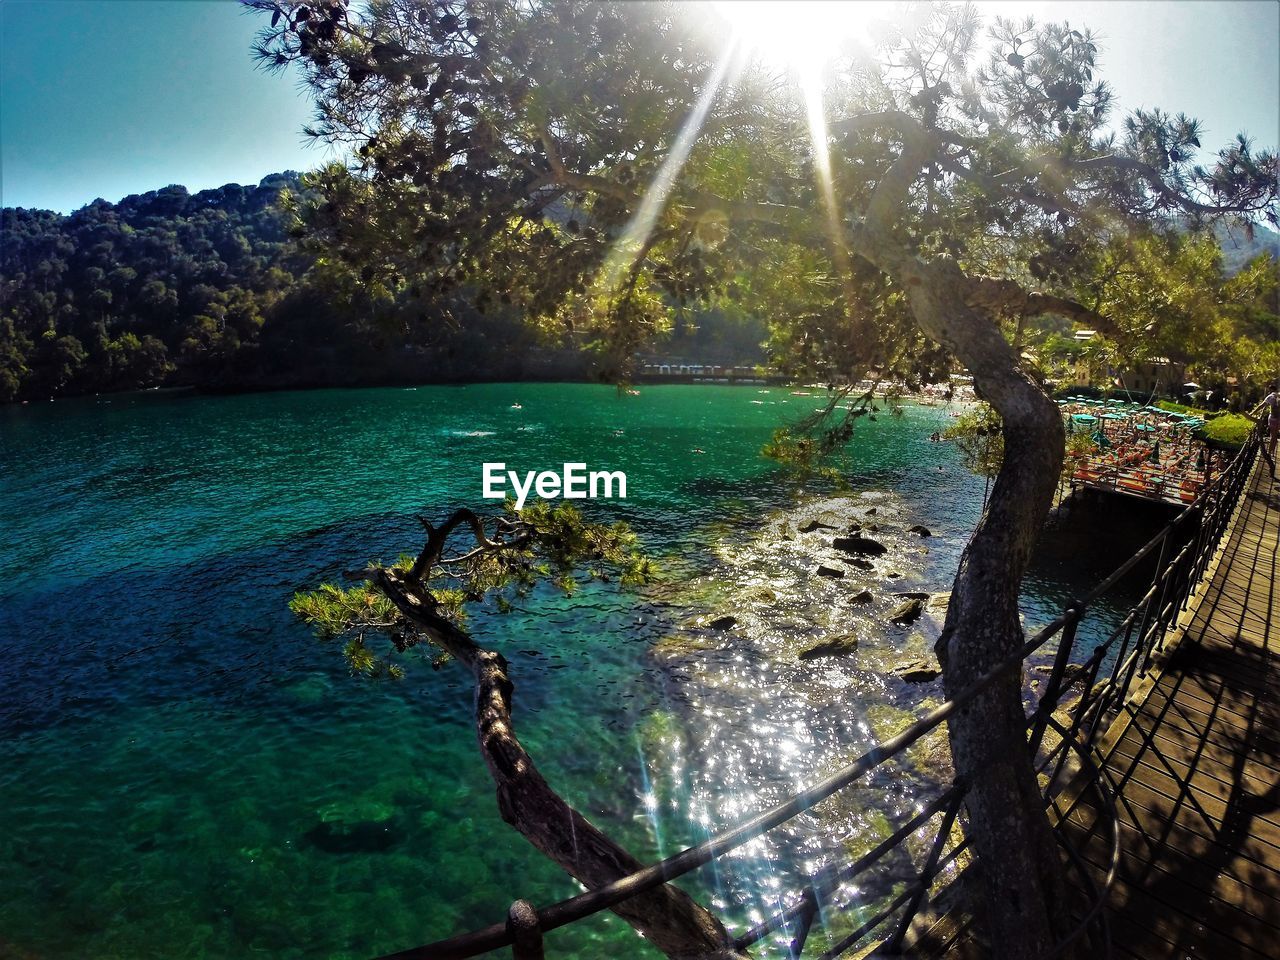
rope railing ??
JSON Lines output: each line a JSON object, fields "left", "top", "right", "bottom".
{"left": 387, "top": 423, "right": 1262, "bottom": 960}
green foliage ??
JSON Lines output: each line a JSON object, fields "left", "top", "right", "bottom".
{"left": 290, "top": 502, "right": 653, "bottom": 678}
{"left": 242, "top": 0, "right": 1274, "bottom": 496}
{"left": 1, "top": 167, "right": 776, "bottom": 401}
{"left": 1155, "top": 400, "right": 1217, "bottom": 418}
{"left": 1196, "top": 413, "right": 1254, "bottom": 450}
{"left": 289, "top": 582, "right": 409, "bottom": 677}
{"left": 1065, "top": 231, "right": 1279, "bottom": 391}
{"left": 943, "top": 405, "right": 1005, "bottom": 480}
{"left": 0, "top": 178, "right": 311, "bottom": 399}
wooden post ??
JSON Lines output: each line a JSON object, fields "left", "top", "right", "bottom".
{"left": 507, "top": 899, "right": 544, "bottom": 960}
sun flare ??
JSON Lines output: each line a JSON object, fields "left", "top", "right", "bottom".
{"left": 711, "top": 1, "right": 895, "bottom": 73}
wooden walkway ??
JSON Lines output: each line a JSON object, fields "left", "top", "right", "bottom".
{"left": 1062, "top": 458, "right": 1280, "bottom": 958}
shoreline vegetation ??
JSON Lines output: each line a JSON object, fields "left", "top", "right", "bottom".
{"left": 5, "top": 174, "right": 1276, "bottom": 410}
{"left": 0, "top": 174, "right": 766, "bottom": 405}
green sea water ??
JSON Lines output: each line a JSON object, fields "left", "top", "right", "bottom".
{"left": 0, "top": 384, "right": 1141, "bottom": 959}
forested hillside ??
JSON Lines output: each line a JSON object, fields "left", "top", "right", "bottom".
{"left": 0, "top": 174, "right": 604, "bottom": 401}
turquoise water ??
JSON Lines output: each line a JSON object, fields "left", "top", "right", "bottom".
{"left": 0, "top": 384, "right": 1140, "bottom": 959}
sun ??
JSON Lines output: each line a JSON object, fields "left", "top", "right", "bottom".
{"left": 710, "top": 1, "right": 895, "bottom": 74}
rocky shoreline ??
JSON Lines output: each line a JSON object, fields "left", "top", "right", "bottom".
{"left": 630, "top": 489, "right": 970, "bottom": 933}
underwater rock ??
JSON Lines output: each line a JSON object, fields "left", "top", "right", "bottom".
{"left": 799, "top": 634, "right": 860, "bottom": 660}
{"left": 894, "top": 591, "right": 931, "bottom": 600}
{"left": 907, "top": 524, "right": 932, "bottom": 537}
{"left": 895, "top": 658, "right": 942, "bottom": 683}
{"left": 866, "top": 507, "right": 878, "bottom": 515}
{"left": 304, "top": 801, "right": 402, "bottom": 855}
{"left": 850, "top": 589, "right": 875, "bottom": 604}
{"left": 303, "top": 819, "right": 402, "bottom": 855}
{"left": 706, "top": 615, "right": 737, "bottom": 631}
{"left": 1032, "top": 662, "right": 1089, "bottom": 687}
{"left": 843, "top": 557, "right": 875, "bottom": 571}
{"left": 889, "top": 598, "right": 925, "bottom": 625}
{"left": 743, "top": 586, "right": 778, "bottom": 604}
{"left": 832, "top": 535, "right": 887, "bottom": 556}
{"left": 847, "top": 521, "right": 862, "bottom": 533}
{"left": 649, "top": 633, "right": 728, "bottom": 660}
{"left": 799, "top": 519, "right": 839, "bottom": 533}
{"left": 816, "top": 564, "right": 846, "bottom": 579}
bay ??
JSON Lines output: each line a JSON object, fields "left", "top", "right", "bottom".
{"left": 0, "top": 383, "right": 1144, "bottom": 959}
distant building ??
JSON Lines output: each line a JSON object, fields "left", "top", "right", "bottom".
{"left": 1117, "top": 357, "right": 1188, "bottom": 398}
{"left": 1063, "top": 329, "right": 1188, "bottom": 398}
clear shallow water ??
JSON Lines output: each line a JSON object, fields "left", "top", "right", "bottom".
{"left": 0, "top": 384, "right": 1149, "bottom": 959}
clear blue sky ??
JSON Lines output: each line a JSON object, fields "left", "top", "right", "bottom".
{"left": 977, "top": 1, "right": 1279, "bottom": 152}
{"left": 1, "top": 0, "right": 324, "bottom": 212}
{"left": 2, "top": 0, "right": 1278, "bottom": 214}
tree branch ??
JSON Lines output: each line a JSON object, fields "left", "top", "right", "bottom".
{"left": 374, "top": 568, "right": 744, "bottom": 959}
{"left": 962, "top": 276, "right": 1115, "bottom": 333}
{"left": 409, "top": 507, "right": 528, "bottom": 580}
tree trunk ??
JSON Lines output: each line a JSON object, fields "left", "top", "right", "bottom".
{"left": 376, "top": 570, "right": 746, "bottom": 960}
{"left": 866, "top": 253, "right": 1074, "bottom": 958}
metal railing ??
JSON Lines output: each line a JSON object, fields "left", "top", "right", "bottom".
{"left": 386, "top": 424, "right": 1262, "bottom": 960}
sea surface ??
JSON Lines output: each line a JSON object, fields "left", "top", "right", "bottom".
{"left": 0, "top": 384, "right": 1159, "bottom": 959}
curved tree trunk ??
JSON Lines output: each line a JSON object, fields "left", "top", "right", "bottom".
{"left": 859, "top": 250, "right": 1073, "bottom": 958}
{"left": 376, "top": 569, "right": 746, "bottom": 960}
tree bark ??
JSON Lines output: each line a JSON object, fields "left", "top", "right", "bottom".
{"left": 850, "top": 238, "right": 1074, "bottom": 956}
{"left": 375, "top": 569, "right": 746, "bottom": 960}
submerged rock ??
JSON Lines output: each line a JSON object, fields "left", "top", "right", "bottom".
{"left": 798, "top": 519, "right": 839, "bottom": 533}
{"left": 850, "top": 589, "right": 875, "bottom": 604}
{"left": 816, "top": 564, "right": 845, "bottom": 579}
{"left": 304, "top": 800, "right": 402, "bottom": 855}
{"left": 843, "top": 557, "right": 875, "bottom": 571}
{"left": 895, "top": 658, "right": 942, "bottom": 683}
{"left": 894, "top": 591, "right": 931, "bottom": 600}
{"left": 649, "top": 633, "right": 728, "bottom": 660}
{"left": 907, "top": 524, "right": 933, "bottom": 537}
{"left": 889, "top": 598, "right": 925, "bottom": 625}
{"left": 799, "top": 634, "right": 860, "bottom": 661}
{"left": 832, "top": 535, "right": 887, "bottom": 556}
{"left": 706, "top": 615, "right": 738, "bottom": 631}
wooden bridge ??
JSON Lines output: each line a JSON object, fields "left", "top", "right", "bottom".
{"left": 384, "top": 431, "right": 1277, "bottom": 960}
{"left": 1059, "top": 456, "right": 1280, "bottom": 959}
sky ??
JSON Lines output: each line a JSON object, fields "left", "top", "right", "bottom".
{"left": 0, "top": 0, "right": 324, "bottom": 212}
{"left": 1, "top": 0, "right": 1277, "bottom": 214}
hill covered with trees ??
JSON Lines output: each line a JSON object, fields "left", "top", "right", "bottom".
{"left": 0, "top": 174, "right": 594, "bottom": 401}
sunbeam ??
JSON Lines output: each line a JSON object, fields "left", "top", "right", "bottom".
{"left": 797, "top": 64, "right": 855, "bottom": 295}
{"left": 594, "top": 38, "right": 742, "bottom": 298}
